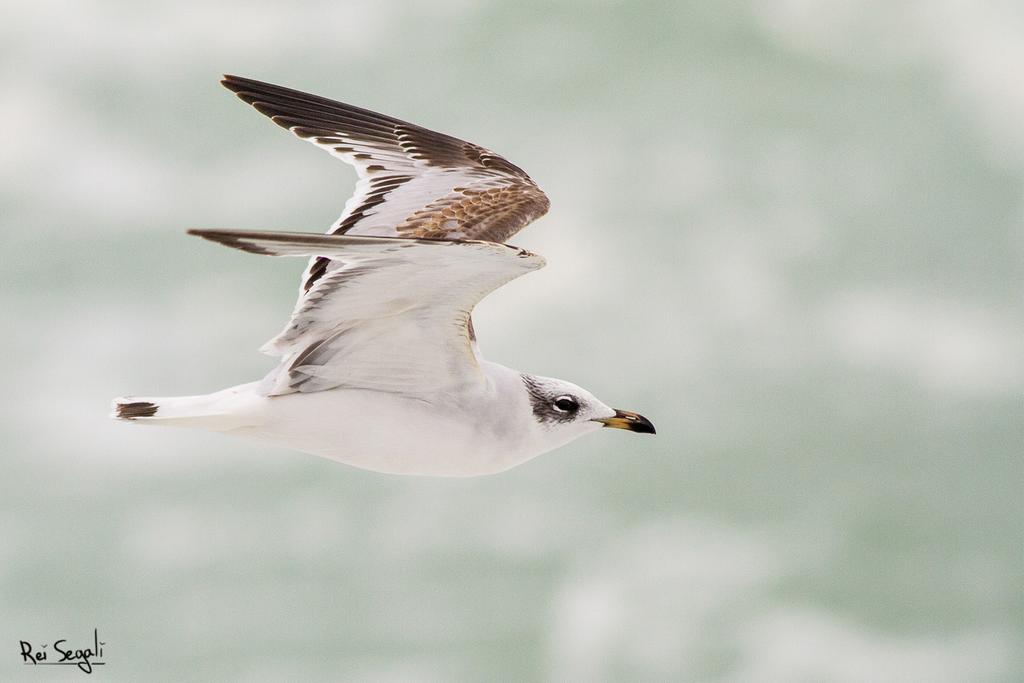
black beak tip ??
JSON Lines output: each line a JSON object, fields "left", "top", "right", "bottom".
{"left": 635, "top": 416, "right": 656, "bottom": 435}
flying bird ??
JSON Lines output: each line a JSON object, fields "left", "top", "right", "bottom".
{"left": 113, "top": 75, "right": 654, "bottom": 476}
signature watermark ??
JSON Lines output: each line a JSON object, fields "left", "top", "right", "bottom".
{"left": 19, "top": 628, "right": 106, "bottom": 674}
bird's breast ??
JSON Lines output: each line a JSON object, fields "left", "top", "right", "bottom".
{"left": 234, "top": 387, "right": 536, "bottom": 476}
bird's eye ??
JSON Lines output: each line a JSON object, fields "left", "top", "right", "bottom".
{"left": 553, "top": 395, "right": 579, "bottom": 413}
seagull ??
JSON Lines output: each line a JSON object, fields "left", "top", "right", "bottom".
{"left": 113, "top": 75, "right": 654, "bottom": 476}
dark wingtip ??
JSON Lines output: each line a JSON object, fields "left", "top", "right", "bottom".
{"left": 221, "top": 74, "right": 248, "bottom": 92}
{"left": 115, "top": 400, "right": 158, "bottom": 420}
{"left": 220, "top": 75, "right": 265, "bottom": 106}
{"left": 187, "top": 229, "right": 274, "bottom": 255}
{"left": 220, "top": 74, "right": 293, "bottom": 102}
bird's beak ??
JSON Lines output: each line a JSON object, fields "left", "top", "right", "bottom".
{"left": 593, "top": 409, "right": 656, "bottom": 434}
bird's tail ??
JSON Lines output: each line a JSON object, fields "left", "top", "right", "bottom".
{"left": 111, "top": 383, "right": 263, "bottom": 431}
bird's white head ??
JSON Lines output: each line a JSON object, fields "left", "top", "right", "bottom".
{"left": 519, "top": 374, "right": 655, "bottom": 454}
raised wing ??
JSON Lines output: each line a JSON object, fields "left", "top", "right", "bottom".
{"left": 188, "top": 229, "right": 545, "bottom": 397}
{"left": 220, "top": 75, "right": 550, "bottom": 295}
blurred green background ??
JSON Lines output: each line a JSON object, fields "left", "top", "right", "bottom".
{"left": 2, "top": 1, "right": 1021, "bottom": 680}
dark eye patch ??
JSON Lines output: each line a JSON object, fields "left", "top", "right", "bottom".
{"left": 521, "top": 375, "right": 580, "bottom": 425}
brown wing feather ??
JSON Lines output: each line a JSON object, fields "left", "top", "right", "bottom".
{"left": 220, "top": 76, "right": 549, "bottom": 344}
{"left": 220, "top": 74, "right": 549, "bottom": 244}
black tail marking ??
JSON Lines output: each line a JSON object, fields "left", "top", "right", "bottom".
{"left": 116, "top": 401, "right": 158, "bottom": 419}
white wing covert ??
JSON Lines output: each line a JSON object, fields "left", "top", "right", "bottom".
{"left": 188, "top": 229, "right": 545, "bottom": 397}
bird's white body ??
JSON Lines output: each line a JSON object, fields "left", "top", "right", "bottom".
{"left": 131, "top": 361, "right": 606, "bottom": 477}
